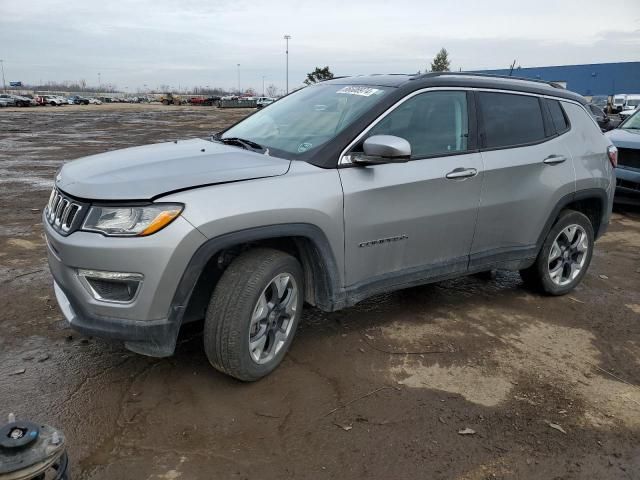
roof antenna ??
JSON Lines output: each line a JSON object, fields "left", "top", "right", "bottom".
{"left": 509, "top": 60, "right": 517, "bottom": 77}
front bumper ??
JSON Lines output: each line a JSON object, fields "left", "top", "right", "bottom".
{"left": 44, "top": 212, "right": 207, "bottom": 356}
{"left": 53, "top": 281, "right": 181, "bottom": 356}
{"left": 615, "top": 167, "right": 640, "bottom": 204}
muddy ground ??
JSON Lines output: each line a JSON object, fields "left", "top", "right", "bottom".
{"left": 1, "top": 104, "right": 639, "bottom": 480}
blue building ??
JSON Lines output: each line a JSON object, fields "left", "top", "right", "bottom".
{"left": 470, "top": 61, "right": 640, "bottom": 97}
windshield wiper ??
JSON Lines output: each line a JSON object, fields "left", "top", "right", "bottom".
{"left": 211, "top": 134, "right": 266, "bottom": 153}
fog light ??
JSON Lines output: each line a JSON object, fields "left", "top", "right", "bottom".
{"left": 78, "top": 269, "right": 143, "bottom": 303}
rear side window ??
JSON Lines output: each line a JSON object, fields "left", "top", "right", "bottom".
{"left": 546, "top": 99, "right": 570, "bottom": 133}
{"left": 478, "top": 92, "right": 546, "bottom": 149}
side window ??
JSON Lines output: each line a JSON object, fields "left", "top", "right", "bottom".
{"left": 478, "top": 92, "right": 546, "bottom": 148}
{"left": 365, "top": 91, "right": 469, "bottom": 158}
{"left": 546, "top": 99, "right": 570, "bottom": 133}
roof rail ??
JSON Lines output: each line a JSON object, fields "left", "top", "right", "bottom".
{"left": 410, "top": 71, "right": 565, "bottom": 89}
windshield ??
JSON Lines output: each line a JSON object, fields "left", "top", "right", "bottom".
{"left": 621, "top": 110, "right": 640, "bottom": 129}
{"left": 627, "top": 99, "right": 640, "bottom": 107}
{"left": 591, "top": 96, "right": 607, "bottom": 107}
{"left": 220, "top": 84, "right": 392, "bottom": 158}
{"left": 614, "top": 98, "right": 625, "bottom": 105}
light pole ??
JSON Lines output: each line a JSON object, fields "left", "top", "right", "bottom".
{"left": 98, "top": 72, "right": 101, "bottom": 91}
{"left": 237, "top": 63, "right": 241, "bottom": 94}
{"left": 0, "top": 60, "right": 6, "bottom": 93}
{"left": 262, "top": 75, "right": 266, "bottom": 96}
{"left": 284, "top": 34, "right": 291, "bottom": 94}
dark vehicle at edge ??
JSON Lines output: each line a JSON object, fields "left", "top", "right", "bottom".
{"left": 606, "top": 110, "right": 640, "bottom": 204}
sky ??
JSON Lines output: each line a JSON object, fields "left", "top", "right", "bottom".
{"left": 1, "top": 0, "right": 639, "bottom": 93}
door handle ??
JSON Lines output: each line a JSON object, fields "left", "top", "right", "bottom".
{"left": 445, "top": 167, "right": 478, "bottom": 180}
{"left": 543, "top": 155, "right": 567, "bottom": 165}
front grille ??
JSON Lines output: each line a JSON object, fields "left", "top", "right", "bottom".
{"left": 618, "top": 148, "right": 640, "bottom": 170}
{"left": 45, "top": 188, "right": 86, "bottom": 235}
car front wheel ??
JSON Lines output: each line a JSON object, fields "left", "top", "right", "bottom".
{"left": 204, "top": 248, "right": 304, "bottom": 381}
{"left": 520, "top": 210, "right": 594, "bottom": 295}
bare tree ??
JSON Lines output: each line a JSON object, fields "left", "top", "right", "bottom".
{"left": 266, "top": 84, "right": 279, "bottom": 97}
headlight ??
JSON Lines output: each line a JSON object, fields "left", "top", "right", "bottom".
{"left": 82, "top": 203, "right": 183, "bottom": 236}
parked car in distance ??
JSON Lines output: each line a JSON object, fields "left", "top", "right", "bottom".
{"left": 256, "top": 96, "right": 276, "bottom": 108}
{"left": 203, "top": 96, "right": 221, "bottom": 106}
{"left": 188, "top": 96, "right": 206, "bottom": 105}
{"left": 34, "top": 95, "right": 48, "bottom": 106}
{"left": 20, "top": 94, "right": 38, "bottom": 106}
{"left": 44, "top": 95, "right": 66, "bottom": 106}
{"left": 0, "top": 94, "right": 16, "bottom": 107}
{"left": 44, "top": 73, "right": 615, "bottom": 381}
{"left": 606, "top": 109, "right": 640, "bottom": 204}
{"left": 67, "top": 95, "right": 90, "bottom": 105}
{"left": 587, "top": 103, "right": 619, "bottom": 131}
{"left": 88, "top": 97, "right": 102, "bottom": 105}
{"left": 619, "top": 106, "right": 639, "bottom": 120}
{"left": 9, "top": 94, "right": 34, "bottom": 107}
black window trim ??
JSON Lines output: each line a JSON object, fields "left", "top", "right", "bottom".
{"left": 339, "top": 87, "right": 479, "bottom": 166}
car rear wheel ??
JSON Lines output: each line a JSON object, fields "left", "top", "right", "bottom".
{"left": 203, "top": 248, "right": 304, "bottom": 381}
{"left": 520, "top": 210, "right": 594, "bottom": 295}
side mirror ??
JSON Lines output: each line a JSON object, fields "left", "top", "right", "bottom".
{"left": 352, "top": 135, "right": 411, "bottom": 164}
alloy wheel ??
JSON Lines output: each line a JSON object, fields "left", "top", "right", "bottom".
{"left": 547, "top": 224, "right": 589, "bottom": 286}
{"left": 248, "top": 273, "right": 298, "bottom": 364}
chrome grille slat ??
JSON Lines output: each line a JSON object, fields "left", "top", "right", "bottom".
{"left": 45, "top": 188, "right": 84, "bottom": 235}
{"left": 54, "top": 199, "right": 67, "bottom": 226}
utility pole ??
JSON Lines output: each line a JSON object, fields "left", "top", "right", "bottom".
{"left": 237, "top": 63, "right": 241, "bottom": 94}
{"left": 262, "top": 75, "right": 266, "bottom": 96}
{"left": 0, "top": 60, "right": 6, "bottom": 92}
{"left": 284, "top": 34, "right": 291, "bottom": 94}
{"left": 98, "top": 72, "right": 101, "bottom": 90}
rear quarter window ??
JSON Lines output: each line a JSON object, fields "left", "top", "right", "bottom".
{"left": 546, "top": 99, "right": 570, "bottom": 134}
{"left": 477, "top": 92, "right": 546, "bottom": 149}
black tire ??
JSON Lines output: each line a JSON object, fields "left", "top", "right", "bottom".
{"left": 204, "top": 248, "right": 304, "bottom": 381}
{"left": 520, "top": 210, "right": 594, "bottom": 295}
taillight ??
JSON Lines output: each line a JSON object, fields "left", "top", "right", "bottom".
{"left": 607, "top": 145, "right": 618, "bottom": 168}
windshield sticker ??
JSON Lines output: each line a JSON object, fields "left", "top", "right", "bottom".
{"left": 297, "top": 142, "right": 313, "bottom": 153}
{"left": 336, "top": 86, "right": 382, "bottom": 97}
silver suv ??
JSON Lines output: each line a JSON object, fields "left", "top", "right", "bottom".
{"left": 44, "top": 73, "right": 616, "bottom": 381}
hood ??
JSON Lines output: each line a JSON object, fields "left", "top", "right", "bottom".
{"left": 605, "top": 128, "right": 640, "bottom": 149}
{"left": 56, "top": 138, "right": 291, "bottom": 200}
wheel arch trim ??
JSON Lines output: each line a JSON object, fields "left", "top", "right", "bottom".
{"left": 536, "top": 188, "right": 609, "bottom": 249}
{"left": 169, "top": 223, "right": 342, "bottom": 322}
